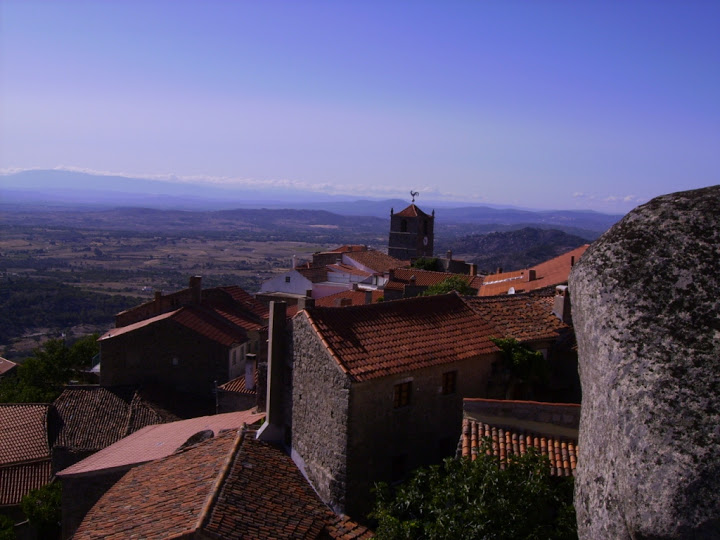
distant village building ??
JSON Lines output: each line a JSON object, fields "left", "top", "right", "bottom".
{"left": 99, "top": 277, "right": 268, "bottom": 395}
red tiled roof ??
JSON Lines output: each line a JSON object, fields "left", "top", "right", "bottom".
{"left": 325, "top": 515, "right": 374, "bottom": 539}
{"left": 100, "top": 306, "right": 249, "bottom": 346}
{"left": 53, "top": 386, "right": 178, "bottom": 451}
{"left": 0, "top": 460, "right": 53, "bottom": 506}
{"left": 345, "top": 249, "right": 406, "bottom": 273}
{"left": 328, "top": 263, "right": 373, "bottom": 278}
{"left": 74, "top": 429, "right": 372, "bottom": 539}
{"left": 58, "top": 410, "right": 265, "bottom": 477}
{"left": 479, "top": 245, "right": 589, "bottom": 296}
{"left": 219, "top": 373, "right": 258, "bottom": 395}
{"left": 205, "top": 434, "right": 360, "bottom": 539}
{"left": 314, "top": 289, "right": 384, "bottom": 307}
{"left": 0, "top": 357, "right": 17, "bottom": 376}
{"left": 172, "top": 307, "right": 248, "bottom": 346}
{"left": 302, "top": 293, "right": 500, "bottom": 382}
{"left": 0, "top": 404, "right": 51, "bottom": 465}
{"left": 463, "top": 293, "right": 569, "bottom": 343}
{"left": 395, "top": 203, "right": 432, "bottom": 218}
{"left": 460, "top": 417, "right": 578, "bottom": 477}
{"left": 216, "top": 286, "right": 269, "bottom": 320}
{"left": 73, "top": 429, "right": 238, "bottom": 540}
{"left": 330, "top": 245, "right": 368, "bottom": 253}
{"left": 385, "top": 268, "right": 484, "bottom": 291}
{"left": 297, "top": 266, "right": 330, "bottom": 282}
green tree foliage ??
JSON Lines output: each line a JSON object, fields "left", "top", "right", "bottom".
{"left": 0, "top": 514, "right": 15, "bottom": 540}
{"left": 411, "top": 257, "right": 440, "bottom": 272}
{"left": 20, "top": 481, "right": 61, "bottom": 539}
{"left": 490, "top": 337, "right": 549, "bottom": 386}
{"left": 371, "top": 447, "right": 576, "bottom": 540}
{"left": 421, "top": 276, "right": 474, "bottom": 296}
{"left": 0, "top": 335, "right": 98, "bottom": 403}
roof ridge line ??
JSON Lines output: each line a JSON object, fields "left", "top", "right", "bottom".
{"left": 302, "top": 311, "right": 351, "bottom": 377}
{"left": 194, "top": 427, "right": 246, "bottom": 534}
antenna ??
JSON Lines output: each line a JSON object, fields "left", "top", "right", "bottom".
{"left": 410, "top": 190, "right": 419, "bottom": 203}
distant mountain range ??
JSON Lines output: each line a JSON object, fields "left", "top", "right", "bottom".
{"left": 1, "top": 169, "right": 623, "bottom": 235}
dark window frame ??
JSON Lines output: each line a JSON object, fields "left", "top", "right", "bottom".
{"left": 393, "top": 381, "right": 412, "bottom": 408}
{"left": 442, "top": 370, "right": 457, "bottom": 395}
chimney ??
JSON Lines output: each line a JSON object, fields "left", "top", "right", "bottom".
{"left": 297, "top": 296, "right": 315, "bottom": 311}
{"left": 526, "top": 269, "right": 536, "bottom": 282}
{"left": 257, "top": 301, "right": 287, "bottom": 443}
{"left": 245, "top": 353, "right": 257, "bottom": 391}
{"left": 446, "top": 250, "right": 453, "bottom": 260}
{"left": 469, "top": 264, "right": 477, "bottom": 277}
{"left": 570, "top": 256, "right": 576, "bottom": 267}
{"left": 189, "top": 276, "right": 202, "bottom": 304}
{"left": 365, "top": 290, "right": 373, "bottom": 304}
{"left": 154, "top": 291, "right": 162, "bottom": 313}
{"left": 292, "top": 254, "right": 297, "bottom": 269}
{"left": 410, "top": 275, "right": 416, "bottom": 284}
{"left": 496, "top": 267, "right": 503, "bottom": 274}
{"left": 340, "top": 298, "right": 352, "bottom": 307}
{"left": 553, "top": 285, "right": 572, "bottom": 324}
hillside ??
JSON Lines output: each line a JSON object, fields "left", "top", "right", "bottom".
{"left": 446, "top": 228, "right": 589, "bottom": 273}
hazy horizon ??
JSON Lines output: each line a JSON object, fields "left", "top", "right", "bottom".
{"left": 2, "top": 2, "right": 718, "bottom": 213}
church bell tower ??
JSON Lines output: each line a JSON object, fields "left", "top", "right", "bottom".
{"left": 388, "top": 192, "right": 434, "bottom": 260}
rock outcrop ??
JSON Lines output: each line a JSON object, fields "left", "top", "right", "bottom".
{"left": 569, "top": 186, "right": 720, "bottom": 539}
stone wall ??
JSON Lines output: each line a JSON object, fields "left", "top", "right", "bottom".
{"left": 61, "top": 469, "right": 129, "bottom": 539}
{"left": 100, "top": 319, "right": 230, "bottom": 394}
{"left": 290, "top": 313, "right": 351, "bottom": 514}
{"left": 345, "top": 354, "right": 496, "bottom": 518}
{"left": 570, "top": 186, "right": 720, "bottom": 539}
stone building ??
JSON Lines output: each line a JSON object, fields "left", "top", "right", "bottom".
{"left": 388, "top": 202, "right": 435, "bottom": 260}
{"left": 276, "top": 289, "right": 576, "bottom": 518}
{"left": 100, "top": 278, "right": 268, "bottom": 395}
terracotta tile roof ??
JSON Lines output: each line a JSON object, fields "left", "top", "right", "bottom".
{"left": 0, "top": 460, "right": 53, "bottom": 506}
{"left": 479, "top": 245, "right": 589, "bottom": 296}
{"left": 53, "top": 386, "right": 178, "bottom": 451}
{"left": 460, "top": 417, "right": 578, "bottom": 477}
{"left": 205, "top": 434, "right": 351, "bottom": 539}
{"left": 297, "top": 266, "right": 330, "bottom": 282}
{"left": 345, "top": 249, "right": 406, "bottom": 273}
{"left": 463, "top": 293, "right": 569, "bottom": 343}
{"left": 385, "top": 268, "right": 484, "bottom": 291}
{"left": 395, "top": 203, "right": 431, "bottom": 218}
{"left": 328, "top": 263, "right": 373, "bottom": 278}
{"left": 215, "top": 285, "right": 269, "bottom": 320}
{"left": 0, "top": 404, "right": 51, "bottom": 465}
{"left": 0, "top": 357, "right": 17, "bottom": 376}
{"left": 171, "top": 307, "right": 248, "bottom": 346}
{"left": 330, "top": 245, "right": 368, "bottom": 253}
{"left": 74, "top": 429, "right": 372, "bottom": 539}
{"left": 302, "top": 293, "right": 499, "bottom": 382}
{"left": 100, "top": 306, "right": 249, "bottom": 346}
{"left": 219, "top": 372, "right": 258, "bottom": 395}
{"left": 73, "top": 429, "right": 238, "bottom": 540}
{"left": 324, "top": 515, "right": 374, "bottom": 539}
{"left": 58, "top": 410, "right": 265, "bottom": 477}
{"left": 314, "top": 289, "right": 384, "bottom": 307}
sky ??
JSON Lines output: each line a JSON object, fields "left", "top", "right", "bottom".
{"left": 1, "top": 1, "right": 718, "bottom": 213}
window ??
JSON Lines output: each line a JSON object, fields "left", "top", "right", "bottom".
{"left": 442, "top": 371, "right": 457, "bottom": 395}
{"left": 400, "top": 219, "right": 408, "bottom": 232}
{"left": 393, "top": 381, "right": 412, "bottom": 408}
{"left": 423, "top": 220, "right": 429, "bottom": 235}
{"left": 285, "top": 276, "right": 291, "bottom": 283}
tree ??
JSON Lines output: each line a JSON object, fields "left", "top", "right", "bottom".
{"left": 0, "top": 334, "right": 99, "bottom": 403}
{"left": 21, "top": 481, "right": 61, "bottom": 539}
{"left": 0, "top": 515, "right": 15, "bottom": 540}
{"left": 490, "top": 337, "right": 549, "bottom": 399}
{"left": 371, "top": 446, "right": 576, "bottom": 540}
{"left": 421, "top": 276, "right": 474, "bottom": 296}
{"left": 411, "top": 257, "right": 440, "bottom": 272}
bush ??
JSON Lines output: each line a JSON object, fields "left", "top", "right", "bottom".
{"left": 21, "top": 481, "right": 61, "bottom": 539}
{"left": 372, "top": 446, "right": 576, "bottom": 540}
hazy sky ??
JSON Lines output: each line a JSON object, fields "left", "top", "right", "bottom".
{"left": 1, "top": 1, "right": 718, "bottom": 212}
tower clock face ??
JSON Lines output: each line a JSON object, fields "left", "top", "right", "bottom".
{"left": 423, "top": 236, "right": 428, "bottom": 246}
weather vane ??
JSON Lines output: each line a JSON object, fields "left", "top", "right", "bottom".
{"left": 410, "top": 190, "right": 419, "bottom": 203}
